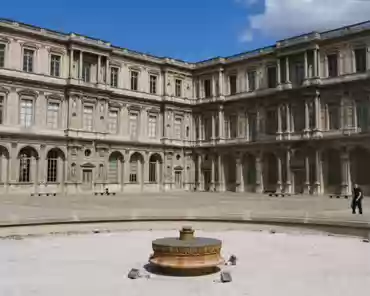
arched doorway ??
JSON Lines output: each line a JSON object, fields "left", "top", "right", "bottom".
{"left": 224, "top": 154, "right": 236, "bottom": 192}
{"left": 46, "top": 148, "right": 65, "bottom": 183}
{"left": 322, "top": 148, "right": 341, "bottom": 194}
{"left": 108, "top": 151, "right": 124, "bottom": 184}
{"left": 18, "top": 146, "right": 38, "bottom": 183}
{"left": 149, "top": 153, "right": 162, "bottom": 185}
{"left": 263, "top": 152, "right": 277, "bottom": 193}
{"left": 243, "top": 153, "right": 256, "bottom": 192}
{"left": 0, "top": 146, "right": 9, "bottom": 187}
{"left": 350, "top": 146, "right": 370, "bottom": 195}
{"left": 129, "top": 152, "right": 144, "bottom": 188}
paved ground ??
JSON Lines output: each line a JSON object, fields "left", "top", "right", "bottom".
{"left": 0, "top": 192, "right": 369, "bottom": 226}
{"left": 1, "top": 229, "right": 370, "bottom": 296}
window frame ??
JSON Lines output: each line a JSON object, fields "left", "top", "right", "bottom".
{"left": 175, "top": 79, "right": 182, "bottom": 97}
{"left": 108, "top": 108, "right": 119, "bottom": 134}
{"left": 327, "top": 52, "right": 339, "bottom": 77}
{"left": 354, "top": 46, "right": 367, "bottom": 73}
{"left": 46, "top": 99, "right": 61, "bottom": 129}
{"left": 149, "top": 74, "right": 158, "bottom": 94}
{"left": 228, "top": 73, "right": 237, "bottom": 95}
{"left": 22, "top": 47, "right": 35, "bottom": 73}
{"left": 19, "top": 96, "right": 35, "bottom": 128}
{"left": 110, "top": 66, "right": 119, "bottom": 88}
{"left": 247, "top": 70, "right": 257, "bottom": 92}
{"left": 128, "top": 110, "right": 140, "bottom": 139}
{"left": 130, "top": 69, "right": 139, "bottom": 91}
{"left": 174, "top": 116, "right": 183, "bottom": 139}
{"left": 50, "top": 53, "right": 62, "bottom": 77}
{"left": 0, "top": 42, "right": 6, "bottom": 68}
{"left": 82, "top": 103, "right": 94, "bottom": 131}
{"left": 148, "top": 113, "right": 158, "bottom": 139}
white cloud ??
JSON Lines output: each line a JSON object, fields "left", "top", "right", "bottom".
{"left": 240, "top": 0, "right": 370, "bottom": 42}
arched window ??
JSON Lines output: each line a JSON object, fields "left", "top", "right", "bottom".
{"left": 149, "top": 154, "right": 162, "bottom": 183}
{"left": 108, "top": 152, "right": 123, "bottom": 183}
{"left": 129, "top": 153, "right": 143, "bottom": 183}
{"left": 47, "top": 150, "right": 58, "bottom": 182}
{"left": 18, "top": 147, "right": 38, "bottom": 182}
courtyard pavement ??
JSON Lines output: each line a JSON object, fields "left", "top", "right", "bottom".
{"left": 0, "top": 192, "right": 369, "bottom": 227}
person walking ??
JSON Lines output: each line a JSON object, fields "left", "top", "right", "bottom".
{"left": 352, "top": 184, "right": 363, "bottom": 215}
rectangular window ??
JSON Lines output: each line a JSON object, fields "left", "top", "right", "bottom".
{"left": 0, "top": 44, "right": 5, "bottom": 68}
{"left": 110, "top": 67, "right": 119, "bottom": 88}
{"left": 23, "top": 49, "right": 34, "bottom": 72}
{"left": 50, "top": 54, "right": 61, "bottom": 77}
{"left": 129, "top": 161, "right": 138, "bottom": 183}
{"left": 204, "top": 79, "right": 212, "bottom": 98}
{"left": 131, "top": 71, "right": 138, "bottom": 90}
{"left": 149, "top": 75, "right": 157, "bottom": 94}
{"left": 108, "top": 110, "right": 118, "bottom": 134}
{"left": 149, "top": 162, "right": 157, "bottom": 183}
{"left": 247, "top": 71, "right": 256, "bottom": 92}
{"left": 294, "top": 63, "right": 305, "bottom": 86}
{"left": 47, "top": 157, "right": 58, "bottom": 182}
{"left": 355, "top": 48, "right": 367, "bottom": 73}
{"left": 0, "top": 96, "right": 3, "bottom": 124}
{"left": 267, "top": 66, "right": 277, "bottom": 88}
{"left": 47, "top": 102, "right": 59, "bottom": 129}
{"left": 327, "top": 54, "right": 338, "bottom": 77}
{"left": 83, "top": 105, "right": 93, "bottom": 131}
{"left": 148, "top": 114, "right": 157, "bottom": 138}
{"left": 174, "top": 117, "right": 182, "bottom": 139}
{"left": 129, "top": 112, "right": 138, "bottom": 138}
{"left": 82, "top": 62, "right": 91, "bottom": 82}
{"left": 20, "top": 99, "right": 33, "bottom": 127}
{"left": 175, "top": 79, "right": 182, "bottom": 97}
{"left": 229, "top": 75, "right": 237, "bottom": 95}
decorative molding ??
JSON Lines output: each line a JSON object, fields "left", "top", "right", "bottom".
{"left": 17, "top": 89, "right": 39, "bottom": 98}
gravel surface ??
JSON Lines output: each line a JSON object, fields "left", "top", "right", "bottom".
{"left": 1, "top": 229, "right": 369, "bottom": 296}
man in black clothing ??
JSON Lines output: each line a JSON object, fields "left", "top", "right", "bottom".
{"left": 352, "top": 184, "right": 363, "bottom": 215}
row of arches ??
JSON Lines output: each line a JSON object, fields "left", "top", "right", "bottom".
{"left": 0, "top": 146, "right": 164, "bottom": 186}
{"left": 199, "top": 146, "right": 370, "bottom": 195}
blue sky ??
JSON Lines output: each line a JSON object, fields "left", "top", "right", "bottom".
{"left": 2, "top": 0, "right": 370, "bottom": 62}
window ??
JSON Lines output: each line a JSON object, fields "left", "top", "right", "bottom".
{"left": 20, "top": 99, "right": 33, "bottom": 127}
{"left": 355, "top": 48, "right": 367, "bottom": 73}
{"left": 149, "top": 154, "right": 161, "bottom": 183}
{"left": 47, "top": 102, "right": 59, "bottom": 129}
{"left": 108, "top": 153, "right": 121, "bottom": 183}
{"left": 293, "top": 63, "right": 305, "bottom": 86}
{"left": 0, "top": 95, "right": 4, "bottom": 124}
{"left": 19, "top": 152, "right": 31, "bottom": 182}
{"left": 204, "top": 79, "right": 211, "bottom": 98}
{"left": 23, "top": 49, "right": 34, "bottom": 72}
{"left": 327, "top": 54, "right": 338, "bottom": 77}
{"left": 108, "top": 109, "right": 118, "bottom": 134}
{"left": 82, "top": 62, "right": 91, "bottom": 82}
{"left": 175, "top": 79, "right": 182, "bottom": 97}
{"left": 0, "top": 44, "right": 5, "bottom": 68}
{"left": 47, "top": 150, "right": 58, "bottom": 182}
{"left": 131, "top": 71, "right": 138, "bottom": 90}
{"left": 267, "top": 66, "right": 277, "bottom": 88}
{"left": 174, "top": 117, "right": 182, "bottom": 139}
{"left": 50, "top": 54, "right": 61, "bottom": 77}
{"left": 247, "top": 70, "right": 256, "bottom": 92}
{"left": 110, "top": 67, "right": 119, "bottom": 88}
{"left": 83, "top": 105, "right": 93, "bottom": 131}
{"left": 129, "top": 153, "right": 141, "bottom": 183}
{"left": 229, "top": 75, "right": 237, "bottom": 95}
{"left": 149, "top": 75, "right": 157, "bottom": 94}
{"left": 148, "top": 114, "right": 157, "bottom": 138}
{"left": 129, "top": 112, "right": 138, "bottom": 138}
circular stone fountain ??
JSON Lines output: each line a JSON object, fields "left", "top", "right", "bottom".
{"left": 149, "top": 226, "right": 224, "bottom": 275}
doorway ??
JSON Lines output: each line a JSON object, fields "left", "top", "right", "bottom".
{"left": 175, "top": 171, "right": 182, "bottom": 189}
{"left": 82, "top": 169, "right": 93, "bottom": 189}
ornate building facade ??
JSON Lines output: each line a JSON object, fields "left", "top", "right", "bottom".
{"left": 1, "top": 19, "right": 370, "bottom": 195}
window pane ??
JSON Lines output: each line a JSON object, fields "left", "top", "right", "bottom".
{"left": 108, "top": 110, "right": 118, "bottom": 133}
{"left": 47, "top": 102, "right": 59, "bottom": 129}
{"left": 83, "top": 106, "right": 93, "bottom": 131}
{"left": 50, "top": 55, "right": 61, "bottom": 77}
{"left": 0, "top": 44, "right": 5, "bottom": 68}
{"left": 20, "top": 99, "right": 33, "bottom": 127}
{"left": 23, "top": 49, "right": 34, "bottom": 72}
{"left": 129, "top": 113, "right": 138, "bottom": 138}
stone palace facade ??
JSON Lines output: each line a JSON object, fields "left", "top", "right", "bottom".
{"left": 1, "top": 19, "right": 370, "bottom": 195}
